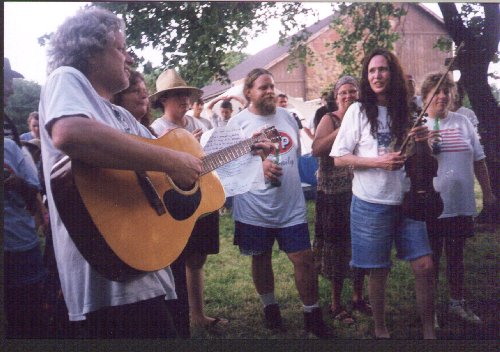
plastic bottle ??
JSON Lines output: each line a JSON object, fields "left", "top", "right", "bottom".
{"left": 270, "top": 144, "right": 281, "bottom": 187}
{"left": 432, "top": 117, "right": 441, "bottom": 155}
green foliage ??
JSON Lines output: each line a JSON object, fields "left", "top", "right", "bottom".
{"left": 5, "top": 79, "right": 41, "bottom": 133}
{"left": 95, "top": 1, "right": 307, "bottom": 88}
{"left": 329, "top": 3, "right": 407, "bottom": 77}
{"left": 433, "top": 35, "right": 454, "bottom": 53}
{"left": 276, "top": 2, "right": 319, "bottom": 71}
{"left": 223, "top": 51, "right": 249, "bottom": 71}
{"left": 437, "top": 3, "right": 499, "bottom": 80}
{"left": 459, "top": 3, "right": 488, "bottom": 37}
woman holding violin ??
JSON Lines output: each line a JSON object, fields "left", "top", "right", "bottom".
{"left": 421, "top": 73, "right": 495, "bottom": 325}
{"left": 331, "top": 48, "right": 436, "bottom": 339}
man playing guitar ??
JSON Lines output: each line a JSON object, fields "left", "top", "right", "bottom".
{"left": 39, "top": 7, "right": 273, "bottom": 338}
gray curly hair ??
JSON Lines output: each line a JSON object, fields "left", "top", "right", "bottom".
{"left": 47, "top": 7, "right": 125, "bottom": 75}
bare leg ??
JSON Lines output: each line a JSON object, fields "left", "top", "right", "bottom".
{"left": 252, "top": 251, "right": 275, "bottom": 295}
{"left": 352, "top": 268, "right": 367, "bottom": 303}
{"left": 411, "top": 255, "right": 436, "bottom": 339}
{"left": 287, "top": 249, "right": 318, "bottom": 305}
{"left": 186, "top": 252, "right": 227, "bottom": 327}
{"left": 368, "top": 268, "right": 390, "bottom": 338}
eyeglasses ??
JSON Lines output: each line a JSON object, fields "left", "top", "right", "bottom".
{"left": 337, "top": 89, "right": 358, "bottom": 97}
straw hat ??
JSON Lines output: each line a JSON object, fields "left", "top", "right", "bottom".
{"left": 149, "top": 69, "right": 203, "bottom": 107}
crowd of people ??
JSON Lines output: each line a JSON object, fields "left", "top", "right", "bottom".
{"left": 3, "top": 6, "right": 496, "bottom": 340}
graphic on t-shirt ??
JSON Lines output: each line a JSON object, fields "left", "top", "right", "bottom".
{"left": 376, "top": 132, "right": 392, "bottom": 155}
{"left": 277, "top": 131, "right": 294, "bottom": 155}
{"left": 439, "top": 128, "right": 469, "bottom": 153}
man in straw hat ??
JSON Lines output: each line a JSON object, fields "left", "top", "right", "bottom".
{"left": 150, "top": 69, "right": 229, "bottom": 335}
{"left": 150, "top": 69, "right": 206, "bottom": 140}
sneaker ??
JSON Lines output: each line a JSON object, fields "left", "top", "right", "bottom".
{"left": 264, "top": 304, "right": 283, "bottom": 330}
{"left": 449, "top": 300, "right": 482, "bottom": 324}
{"left": 463, "top": 301, "right": 482, "bottom": 324}
{"left": 304, "top": 307, "right": 333, "bottom": 338}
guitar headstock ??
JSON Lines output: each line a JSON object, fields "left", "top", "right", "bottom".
{"left": 261, "top": 126, "right": 281, "bottom": 143}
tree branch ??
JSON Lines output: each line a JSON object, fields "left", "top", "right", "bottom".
{"left": 438, "top": 3, "right": 467, "bottom": 44}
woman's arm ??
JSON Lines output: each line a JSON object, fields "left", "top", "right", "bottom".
{"left": 474, "top": 159, "right": 496, "bottom": 206}
{"left": 311, "top": 114, "right": 338, "bottom": 157}
{"left": 229, "top": 95, "right": 246, "bottom": 107}
{"left": 206, "top": 96, "right": 224, "bottom": 112}
{"left": 334, "top": 152, "right": 406, "bottom": 171}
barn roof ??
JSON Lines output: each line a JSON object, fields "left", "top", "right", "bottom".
{"left": 201, "top": 3, "right": 444, "bottom": 100}
{"left": 201, "top": 13, "right": 335, "bottom": 99}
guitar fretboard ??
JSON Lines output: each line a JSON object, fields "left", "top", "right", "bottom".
{"left": 201, "top": 137, "right": 258, "bottom": 175}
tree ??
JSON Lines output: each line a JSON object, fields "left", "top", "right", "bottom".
{"left": 438, "top": 3, "right": 500, "bottom": 201}
{"left": 5, "top": 79, "right": 41, "bottom": 133}
{"left": 95, "top": 1, "right": 310, "bottom": 87}
{"left": 329, "top": 3, "right": 407, "bottom": 77}
{"left": 223, "top": 52, "right": 250, "bottom": 71}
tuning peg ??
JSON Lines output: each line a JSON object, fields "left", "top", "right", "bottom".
{"left": 422, "top": 118, "right": 427, "bottom": 124}
{"left": 423, "top": 113, "right": 428, "bottom": 117}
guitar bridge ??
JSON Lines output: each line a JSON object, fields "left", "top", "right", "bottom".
{"left": 135, "top": 171, "right": 166, "bottom": 216}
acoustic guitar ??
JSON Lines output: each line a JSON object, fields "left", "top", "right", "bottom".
{"left": 50, "top": 126, "right": 280, "bottom": 281}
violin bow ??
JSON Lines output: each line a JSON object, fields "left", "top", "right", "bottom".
{"left": 399, "top": 41, "right": 465, "bottom": 154}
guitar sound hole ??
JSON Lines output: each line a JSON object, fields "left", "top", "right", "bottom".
{"left": 163, "top": 187, "right": 202, "bottom": 220}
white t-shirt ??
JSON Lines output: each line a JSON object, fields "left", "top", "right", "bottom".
{"left": 210, "top": 112, "right": 230, "bottom": 128}
{"left": 455, "top": 106, "right": 480, "bottom": 138}
{"left": 455, "top": 106, "right": 479, "bottom": 127}
{"left": 151, "top": 114, "right": 207, "bottom": 136}
{"left": 424, "top": 111, "right": 485, "bottom": 218}
{"left": 39, "top": 67, "right": 176, "bottom": 321}
{"left": 227, "top": 107, "right": 307, "bottom": 227}
{"left": 331, "top": 102, "right": 408, "bottom": 205}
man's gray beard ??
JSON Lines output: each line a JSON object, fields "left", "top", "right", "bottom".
{"left": 256, "top": 98, "right": 276, "bottom": 115}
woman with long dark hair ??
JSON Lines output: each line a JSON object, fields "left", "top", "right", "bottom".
{"left": 331, "top": 49, "right": 436, "bottom": 339}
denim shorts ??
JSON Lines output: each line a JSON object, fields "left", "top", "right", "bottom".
{"left": 350, "top": 195, "right": 431, "bottom": 269}
{"left": 234, "top": 221, "right": 311, "bottom": 256}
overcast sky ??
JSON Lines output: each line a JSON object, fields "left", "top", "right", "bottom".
{"left": 6, "top": 2, "right": 495, "bottom": 87}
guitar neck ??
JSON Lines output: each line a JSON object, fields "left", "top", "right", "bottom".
{"left": 201, "top": 136, "right": 258, "bottom": 175}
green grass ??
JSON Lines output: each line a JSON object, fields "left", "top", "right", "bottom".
{"left": 199, "top": 192, "right": 499, "bottom": 340}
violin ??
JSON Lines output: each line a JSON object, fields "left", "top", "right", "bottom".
{"left": 400, "top": 42, "right": 464, "bottom": 221}
{"left": 401, "top": 115, "right": 443, "bottom": 221}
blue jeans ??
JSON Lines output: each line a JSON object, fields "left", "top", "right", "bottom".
{"left": 350, "top": 195, "right": 431, "bottom": 268}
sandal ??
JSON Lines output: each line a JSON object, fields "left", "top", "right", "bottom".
{"left": 193, "top": 317, "right": 229, "bottom": 331}
{"left": 352, "top": 299, "right": 373, "bottom": 316}
{"left": 329, "top": 307, "right": 355, "bottom": 325}
{"left": 206, "top": 317, "right": 229, "bottom": 328}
